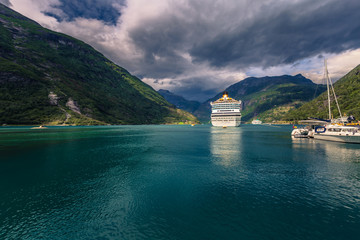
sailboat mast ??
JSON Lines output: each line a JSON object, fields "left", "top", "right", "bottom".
{"left": 325, "top": 59, "right": 331, "bottom": 120}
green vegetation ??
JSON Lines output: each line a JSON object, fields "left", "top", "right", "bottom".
{"left": 240, "top": 83, "right": 325, "bottom": 122}
{"left": 285, "top": 64, "right": 360, "bottom": 121}
{"left": 0, "top": 4, "right": 198, "bottom": 125}
{"left": 164, "top": 107, "right": 199, "bottom": 124}
{"left": 194, "top": 75, "right": 326, "bottom": 123}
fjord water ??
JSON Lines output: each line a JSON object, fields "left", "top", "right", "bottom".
{"left": 0, "top": 125, "right": 359, "bottom": 240}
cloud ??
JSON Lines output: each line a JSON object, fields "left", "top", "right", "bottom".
{"left": 142, "top": 63, "right": 248, "bottom": 101}
{"left": 124, "top": 0, "right": 360, "bottom": 68}
{"left": 327, "top": 49, "right": 360, "bottom": 80}
{"left": 43, "top": 0, "right": 125, "bottom": 25}
{"left": 114, "top": 0, "right": 360, "bottom": 99}
{"left": 8, "top": 0, "right": 360, "bottom": 101}
{"left": 299, "top": 49, "right": 360, "bottom": 84}
{"left": 10, "top": 0, "right": 61, "bottom": 29}
{"left": 0, "top": 0, "right": 12, "bottom": 7}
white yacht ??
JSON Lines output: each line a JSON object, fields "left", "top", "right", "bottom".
{"left": 210, "top": 91, "right": 242, "bottom": 127}
{"left": 314, "top": 124, "right": 360, "bottom": 143}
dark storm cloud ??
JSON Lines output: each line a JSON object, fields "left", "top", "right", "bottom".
{"left": 0, "top": 0, "right": 12, "bottom": 7}
{"left": 190, "top": 0, "right": 360, "bottom": 68}
{"left": 169, "top": 77, "right": 225, "bottom": 102}
{"left": 45, "top": 0, "right": 125, "bottom": 25}
{"left": 128, "top": 14, "right": 195, "bottom": 78}
{"left": 127, "top": 0, "right": 360, "bottom": 77}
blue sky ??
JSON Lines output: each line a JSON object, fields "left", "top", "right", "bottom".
{"left": 4, "top": 0, "right": 360, "bottom": 101}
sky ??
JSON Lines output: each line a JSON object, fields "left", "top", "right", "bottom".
{"left": 2, "top": 0, "right": 360, "bottom": 101}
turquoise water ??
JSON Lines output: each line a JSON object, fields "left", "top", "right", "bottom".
{"left": 0, "top": 125, "right": 359, "bottom": 240}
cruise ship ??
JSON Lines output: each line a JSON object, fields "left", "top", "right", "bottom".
{"left": 210, "top": 91, "right": 242, "bottom": 127}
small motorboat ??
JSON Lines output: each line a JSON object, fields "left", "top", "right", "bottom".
{"left": 291, "top": 125, "right": 314, "bottom": 138}
{"left": 31, "top": 125, "right": 47, "bottom": 129}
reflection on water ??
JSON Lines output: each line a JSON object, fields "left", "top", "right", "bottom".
{"left": 210, "top": 127, "right": 243, "bottom": 167}
{"left": 291, "top": 137, "right": 360, "bottom": 217}
{"left": 292, "top": 137, "right": 360, "bottom": 163}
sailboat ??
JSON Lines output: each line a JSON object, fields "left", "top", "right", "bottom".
{"left": 311, "top": 60, "right": 360, "bottom": 143}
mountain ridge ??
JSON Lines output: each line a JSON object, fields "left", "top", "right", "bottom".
{"left": 158, "top": 89, "right": 201, "bottom": 114}
{"left": 194, "top": 74, "right": 326, "bottom": 122}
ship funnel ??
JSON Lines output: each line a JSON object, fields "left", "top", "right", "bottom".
{"left": 223, "top": 91, "right": 228, "bottom": 99}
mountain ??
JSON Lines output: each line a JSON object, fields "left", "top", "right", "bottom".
{"left": 195, "top": 74, "right": 326, "bottom": 122}
{"left": 158, "top": 89, "right": 201, "bottom": 113}
{"left": 285, "top": 64, "right": 360, "bottom": 121}
{"left": 0, "top": 4, "right": 198, "bottom": 125}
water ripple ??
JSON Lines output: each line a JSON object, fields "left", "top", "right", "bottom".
{"left": 1, "top": 125, "right": 360, "bottom": 239}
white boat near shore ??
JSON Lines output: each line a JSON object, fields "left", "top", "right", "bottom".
{"left": 31, "top": 125, "right": 47, "bottom": 129}
{"left": 313, "top": 124, "right": 360, "bottom": 143}
{"left": 251, "top": 119, "right": 262, "bottom": 124}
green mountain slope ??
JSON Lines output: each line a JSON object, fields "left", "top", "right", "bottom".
{"left": 285, "top": 64, "right": 360, "bottom": 121}
{"left": 0, "top": 4, "right": 197, "bottom": 125}
{"left": 195, "top": 74, "right": 326, "bottom": 122}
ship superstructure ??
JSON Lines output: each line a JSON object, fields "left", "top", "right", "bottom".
{"left": 210, "top": 92, "right": 242, "bottom": 127}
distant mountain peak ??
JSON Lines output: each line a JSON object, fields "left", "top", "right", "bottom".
{"left": 194, "top": 74, "right": 325, "bottom": 122}
{"left": 158, "top": 89, "right": 172, "bottom": 94}
{"left": 158, "top": 89, "right": 201, "bottom": 114}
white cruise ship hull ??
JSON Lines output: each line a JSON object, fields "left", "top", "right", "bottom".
{"left": 211, "top": 114, "right": 241, "bottom": 127}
